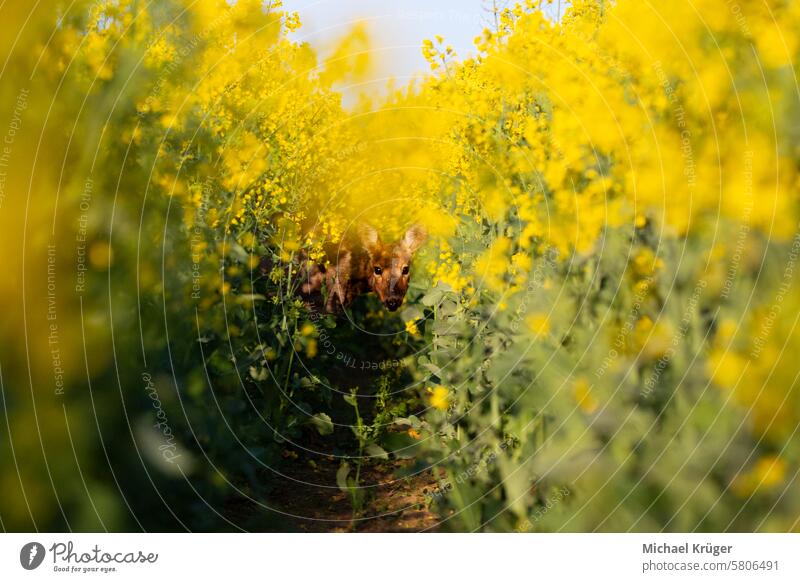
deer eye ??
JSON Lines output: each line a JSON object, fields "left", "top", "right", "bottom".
{"left": 402, "top": 265, "right": 409, "bottom": 275}
{"left": 374, "top": 266, "right": 382, "bottom": 276}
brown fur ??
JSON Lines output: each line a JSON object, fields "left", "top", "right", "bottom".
{"left": 300, "top": 224, "right": 427, "bottom": 314}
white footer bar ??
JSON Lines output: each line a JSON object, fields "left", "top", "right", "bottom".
{"left": 1, "top": 533, "right": 798, "bottom": 581}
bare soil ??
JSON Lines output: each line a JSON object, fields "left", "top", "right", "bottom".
{"left": 224, "top": 452, "right": 441, "bottom": 532}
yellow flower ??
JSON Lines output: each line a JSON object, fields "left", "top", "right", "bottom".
{"left": 633, "top": 316, "right": 673, "bottom": 360}
{"left": 631, "top": 247, "right": 664, "bottom": 278}
{"left": 526, "top": 313, "right": 551, "bottom": 338}
{"left": 239, "top": 231, "right": 256, "bottom": 250}
{"left": 405, "top": 319, "right": 420, "bottom": 336}
{"left": 89, "top": 241, "right": 113, "bottom": 269}
{"left": 284, "top": 11, "right": 302, "bottom": 32}
{"left": 511, "top": 251, "right": 531, "bottom": 273}
{"left": 707, "top": 349, "right": 747, "bottom": 390}
{"left": 573, "top": 377, "right": 598, "bottom": 414}
{"left": 300, "top": 323, "right": 316, "bottom": 337}
{"left": 429, "top": 386, "right": 450, "bottom": 411}
{"left": 716, "top": 319, "right": 738, "bottom": 345}
{"left": 433, "top": 260, "right": 467, "bottom": 293}
{"left": 474, "top": 236, "right": 512, "bottom": 293}
{"left": 305, "top": 339, "right": 318, "bottom": 358}
{"left": 732, "top": 456, "right": 787, "bottom": 497}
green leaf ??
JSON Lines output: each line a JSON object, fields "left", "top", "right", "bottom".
{"left": 382, "top": 432, "right": 420, "bottom": 459}
{"left": 432, "top": 319, "right": 464, "bottom": 336}
{"left": 365, "top": 443, "right": 389, "bottom": 460}
{"left": 422, "top": 362, "right": 442, "bottom": 375}
{"left": 236, "top": 293, "right": 266, "bottom": 305}
{"left": 249, "top": 366, "right": 268, "bottom": 381}
{"left": 309, "top": 412, "right": 334, "bottom": 436}
{"left": 498, "top": 456, "right": 531, "bottom": 519}
{"left": 421, "top": 288, "right": 444, "bottom": 306}
{"left": 392, "top": 415, "right": 422, "bottom": 429}
{"left": 401, "top": 306, "right": 423, "bottom": 322}
{"left": 227, "top": 243, "right": 250, "bottom": 263}
{"left": 336, "top": 462, "right": 351, "bottom": 492}
{"left": 439, "top": 298, "right": 458, "bottom": 317}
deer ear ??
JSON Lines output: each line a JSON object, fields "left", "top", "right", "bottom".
{"left": 402, "top": 224, "right": 427, "bottom": 253}
{"left": 358, "top": 223, "right": 380, "bottom": 254}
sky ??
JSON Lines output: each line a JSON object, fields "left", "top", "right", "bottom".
{"left": 289, "top": 0, "right": 565, "bottom": 100}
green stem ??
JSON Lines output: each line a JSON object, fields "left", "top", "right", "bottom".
{"left": 351, "top": 447, "right": 362, "bottom": 527}
{"left": 285, "top": 250, "right": 295, "bottom": 298}
{"left": 282, "top": 320, "right": 297, "bottom": 398}
{"left": 348, "top": 389, "right": 365, "bottom": 527}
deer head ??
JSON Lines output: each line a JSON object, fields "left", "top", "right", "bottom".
{"left": 359, "top": 223, "right": 427, "bottom": 312}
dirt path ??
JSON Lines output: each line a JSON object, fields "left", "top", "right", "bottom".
{"left": 223, "top": 452, "right": 441, "bottom": 532}
{"left": 267, "top": 454, "right": 440, "bottom": 532}
{"left": 223, "top": 337, "right": 440, "bottom": 531}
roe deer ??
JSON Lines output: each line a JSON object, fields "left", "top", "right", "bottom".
{"left": 300, "top": 224, "right": 427, "bottom": 314}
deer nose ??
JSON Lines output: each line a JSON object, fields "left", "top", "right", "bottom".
{"left": 386, "top": 299, "right": 400, "bottom": 311}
